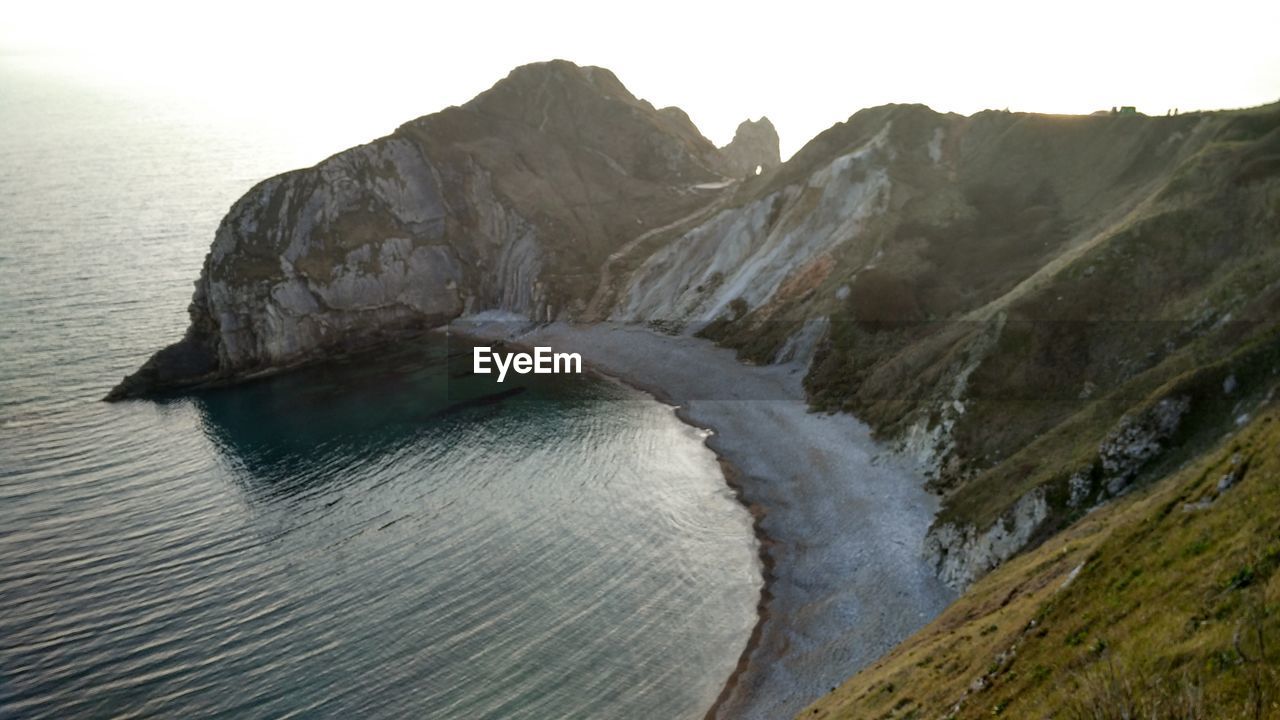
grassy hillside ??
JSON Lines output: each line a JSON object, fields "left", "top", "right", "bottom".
{"left": 800, "top": 399, "right": 1280, "bottom": 719}
{"left": 696, "top": 101, "right": 1280, "bottom": 577}
{"left": 804, "top": 102, "right": 1279, "bottom": 463}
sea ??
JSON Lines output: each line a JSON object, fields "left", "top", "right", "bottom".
{"left": 0, "top": 58, "right": 760, "bottom": 719}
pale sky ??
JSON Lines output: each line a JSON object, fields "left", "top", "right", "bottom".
{"left": 4, "top": 0, "right": 1279, "bottom": 159}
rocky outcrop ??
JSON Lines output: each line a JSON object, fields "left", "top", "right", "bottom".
{"left": 925, "top": 487, "right": 1049, "bottom": 590}
{"left": 719, "top": 117, "right": 781, "bottom": 178}
{"left": 921, "top": 349, "right": 1280, "bottom": 592}
{"left": 923, "top": 394, "right": 1192, "bottom": 591}
{"left": 1095, "top": 395, "right": 1192, "bottom": 495}
{"left": 109, "top": 60, "right": 753, "bottom": 399}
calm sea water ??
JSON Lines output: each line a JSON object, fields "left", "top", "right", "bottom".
{"left": 0, "top": 60, "right": 760, "bottom": 719}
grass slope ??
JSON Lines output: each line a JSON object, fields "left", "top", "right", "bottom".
{"left": 800, "top": 400, "right": 1280, "bottom": 719}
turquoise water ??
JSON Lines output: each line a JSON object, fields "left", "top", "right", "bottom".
{"left": 0, "top": 60, "right": 760, "bottom": 719}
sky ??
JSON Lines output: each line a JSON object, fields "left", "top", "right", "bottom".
{"left": 4, "top": 0, "right": 1279, "bottom": 159}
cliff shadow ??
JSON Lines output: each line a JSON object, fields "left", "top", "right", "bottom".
{"left": 188, "top": 334, "right": 599, "bottom": 499}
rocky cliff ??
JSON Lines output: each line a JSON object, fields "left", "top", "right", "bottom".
{"left": 107, "top": 60, "right": 778, "bottom": 399}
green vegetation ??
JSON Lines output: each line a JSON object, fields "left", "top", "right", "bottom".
{"left": 801, "top": 402, "right": 1280, "bottom": 719}
{"left": 792, "top": 101, "right": 1280, "bottom": 538}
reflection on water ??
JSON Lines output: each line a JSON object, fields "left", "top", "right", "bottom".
{"left": 191, "top": 337, "right": 588, "bottom": 496}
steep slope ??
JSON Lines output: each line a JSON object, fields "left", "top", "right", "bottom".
{"left": 800, "top": 396, "right": 1280, "bottom": 719}
{"left": 108, "top": 60, "right": 779, "bottom": 399}
{"left": 603, "top": 101, "right": 1280, "bottom": 588}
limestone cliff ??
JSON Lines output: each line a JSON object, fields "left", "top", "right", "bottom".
{"left": 108, "top": 60, "right": 745, "bottom": 399}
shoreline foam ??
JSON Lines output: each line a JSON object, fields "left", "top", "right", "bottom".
{"left": 449, "top": 320, "right": 954, "bottom": 720}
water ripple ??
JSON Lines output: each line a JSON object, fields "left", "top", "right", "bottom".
{"left": 0, "top": 63, "right": 761, "bottom": 720}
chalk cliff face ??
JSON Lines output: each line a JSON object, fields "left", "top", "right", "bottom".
{"left": 112, "top": 61, "right": 1280, "bottom": 601}
{"left": 109, "top": 60, "right": 775, "bottom": 399}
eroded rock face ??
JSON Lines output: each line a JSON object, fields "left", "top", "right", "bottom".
{"left": 1097, "top": 395, "right": 1192, "bottom": 492}
{"left": 614, "top": 124, "right": 893, "bottom": 330}
{"left": 204, "top": 137, "right": 465, "bottom": 369}
{"left": 719, "top": 117, "right": 782, "bottom": 178}
{"left": 925, "top": 391, "right": 1198, "bottom": 590}
{"left": 924, "top": 487, "right": 1049, "bottom": 590}
{"left": 109, "top": 60, "right": 737, "bottom": 399}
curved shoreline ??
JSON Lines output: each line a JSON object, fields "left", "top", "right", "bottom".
{"left": 602, "top": 387, "right": 777, "bottom": 720}
{"left": 449, "top": 319, "right": 955, "bottom": 719}
{"left": 699, "top": 456, "right": 775, "bottom": 720}
{"left": 600, "top": 377, "right": 777, "bottom": 720}
{"left": 446, "top": 322, "right": 774, "bottom": 717}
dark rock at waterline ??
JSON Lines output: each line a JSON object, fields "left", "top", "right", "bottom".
{"left": 105, "top": 335, "right": 218, "bottom": 401}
